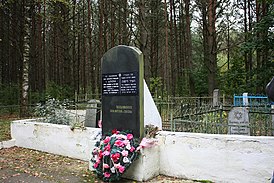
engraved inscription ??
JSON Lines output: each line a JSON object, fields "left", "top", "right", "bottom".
{"left": 102, "top": 72, "right": 138, "bottom": 95}
{"left": 121, "top": 72, "right": 137, "bottom": 95}
{"left": 102, "top": 74, "right": 120, "bottom": 95}
{"left": 110, "top": 105, "right": 133, "bottom": 114}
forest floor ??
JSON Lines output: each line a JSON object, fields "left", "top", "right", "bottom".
{"left": 0, "top": 147, "right": 204, "bottom": 183}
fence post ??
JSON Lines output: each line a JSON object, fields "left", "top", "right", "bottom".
{"left": 213, "top": 89, "right": 220, "bottom": 107}
{"left": 75, "top": 91, "right": 77, "bottom": 102}
{"left": 170, "top": 112, "right": 173, "bottom": 132}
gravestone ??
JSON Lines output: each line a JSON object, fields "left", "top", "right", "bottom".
{"left": 228, "top": 107, "right": 250, "bottom": 135}
{"left": 101, "top": 45, "right": 144, "bottom": 138}
{"left": 243, "top": 93, "right": 248, "bottom": 106}
{"left": 84, "top": 99, "right": 100, "bottom": 127}
{"left": 213, "top": 89, "right": 220, "bottom": 107}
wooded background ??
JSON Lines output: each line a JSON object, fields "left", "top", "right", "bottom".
{"left": 0, "top": 0, "right": 273, "bottom": 113}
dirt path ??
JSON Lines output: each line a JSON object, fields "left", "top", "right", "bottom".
{"left": 0, "top": 147, "right": 202, "bottom": 183}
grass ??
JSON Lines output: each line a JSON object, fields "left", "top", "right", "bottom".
{"left": 0, "top": 119, "right": 12, "bottom": 141}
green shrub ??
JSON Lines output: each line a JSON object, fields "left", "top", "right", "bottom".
{"left": 34, "top": 98, "right": 71, "bottom": 125}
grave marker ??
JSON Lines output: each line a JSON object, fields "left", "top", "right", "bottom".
{"left": 101, "top": 46, "right": 144, "bottom": 138}
{"left": 84, "top": 99, "right": 100, "bottom": 127}
{"left": 228, "top": 107, "right": 250, "bottom": 135}
{"left": 213, "top": 89, "right": 220, "bottom": 107}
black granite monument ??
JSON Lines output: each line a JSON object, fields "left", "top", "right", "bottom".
{"left": 101, "top": 45, "right": 144, "bottom": 138}
{"left": 266, "top": 77, "right": 274, "bottom": 101}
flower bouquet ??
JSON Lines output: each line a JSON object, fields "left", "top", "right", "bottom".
{"left": 91, "top": 129, "right": 141, "bottom": 182}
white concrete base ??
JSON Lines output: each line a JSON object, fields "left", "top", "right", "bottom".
{"left": 158, "top": 131, "right": 274, "bottom": 183}
{"left": 11, "top": 119, "right": 101, "bottom": 161}
{"left": 11, "top": 119, "right": 274, "bottom": 183}
{"left": 122, "top": 143, "right": 160, "bottom": 181}
{"left": 0, "top": 139, "right": 15, "bottom": 149}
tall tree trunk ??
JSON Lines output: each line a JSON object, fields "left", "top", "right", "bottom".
{"left": 77, "top": 8, "right": 81, "bottom": 94}
{"left": 122, "top": 0, "right": 128, "bottom": 44}
{"left": 42, "top": 0, "right": 46, "bottom": 93}
{"left": 164, "top": 0, "right": 169, "bottom": 95}
{"left": 0, "top": 5, "right": 3, "bottom": 84}
{"left": 20, "top": 0, "right": 31, "bottom": 117}
{"left": 138, "top": 0, "right": 149, "bottom": 82}
{"left": 110, "top": 0, "right": 115, "bottom": 48}
{"left": 201, "top": 0, "right": 209, "bottom": 94}
{"left": 207, "top": 0, "right": 217, "bottom": 95}
{"left": 72, "top": 0, "right": 77, "bottom": 94}
{"left": 255, "top": 0, "right": 268, "bottom": 92}
{"left": 201, "top": 0, "right": 217, "bottom": 95}
{"left": 82, "top": 3, "right": 86, "bottom": 93}
{"left": 184, "top": 0, "right": 195, "bottom": 96}
{"left": 243, "top": 0, "right": 248, "bottom": 84}
{"left": 97, "top": 0, "right": 104, "bottom": 93}
{"left": 169, "top": 0, "right": 175, "bottom": 95}
{"left": 37, "top": 0, "right": 44, "bottom": 93}
{"left": 87, "top": 0, "right": 95, "bottom": 94}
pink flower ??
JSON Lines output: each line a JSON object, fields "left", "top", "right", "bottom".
{"left": 130, "top": 146, "right": 135, "bottom": 152}
{"left": 139, "top": 138, "right": 157, "bottom": 148}
{"left": 112, "top": 129, "right": 119, "bottom": 134}
{"left": 111, "top": 153, "right": 120, "bottom": 162}
{"left": 103, "top": 163, "right": 110, "bottom": 169}
{"left": 123, "top": 139, "right": 130, "bottom": 146}
{"left": 118, "top": 165, "right": 125, "bottom": 173}
{"left": 114, "top": 163, "right": 121, "bottom": 169}
{"left": 136, "top": 145, "right": 143, "bottom": 151}
{"left": 96, "top": 158, "right": 101, "bottom": 164}
{"left": 103, "top": 150, "right": 110, "bottom": 156}
{"left": 93, "top": 147, "right": 99, "bottom": 154}
{"left": 126, "top": 133, "right": 133, "bottom": 140}
{"left": 93, "top": 162, "right": 99, "bottom": 168}
{"left": 103, "top": 136, "right": 111, "bottom": 144}
{"left": 104, "top": 172, "right": 111, "bottom": 178}
{"left": 104, "top": 144, "right": 111, "bottom": 151}
{"left": 98, "top": 151, "right": 103, "bottom": 159}
{"left": 114, "top": 140, "right": 124, "bottom": 147}
{"left": 121, "top": 150, "right": 128, "bottom": 157}
{"left": 98, "top": 120, "right": 102, "bottom": 128}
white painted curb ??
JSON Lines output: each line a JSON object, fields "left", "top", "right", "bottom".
{"left": 0, "top": 139, "right": 16, "bottom": 149}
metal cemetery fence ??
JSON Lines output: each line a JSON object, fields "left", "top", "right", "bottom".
{"left": 233, "top": 94, "right": 270, "bottom": 107}
{"left": 1, "top": 94, "right": 273, "bottom": 136}
{"left": 155, "top": 96, "right": 274, "bottom": 136}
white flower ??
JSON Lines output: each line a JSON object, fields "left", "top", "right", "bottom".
{"left": 126, "top": 144, "right": 131, "bottom": 150}
{"left": 116, "top": 134, "right": 127, "bottom": 140}
{"left": 111, "top": 166, "right": 116, "bottom": 173}
{"left": 123, "top": 157, "right": 130, "bottom": 163}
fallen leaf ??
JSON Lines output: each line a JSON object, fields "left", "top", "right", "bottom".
{"left": 12, "top": 173, "right": 20, "bottom": 177}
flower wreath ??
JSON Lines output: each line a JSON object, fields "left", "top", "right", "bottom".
{"left": 91, "top": 129, "right": 141, "bottom": 182}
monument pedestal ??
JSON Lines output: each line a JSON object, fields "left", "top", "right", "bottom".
{"left": 122, "top": 144, "right": 160, "bottom": 181}
{"left": 88, "top": 144, "right": 160, "bottom": 182}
